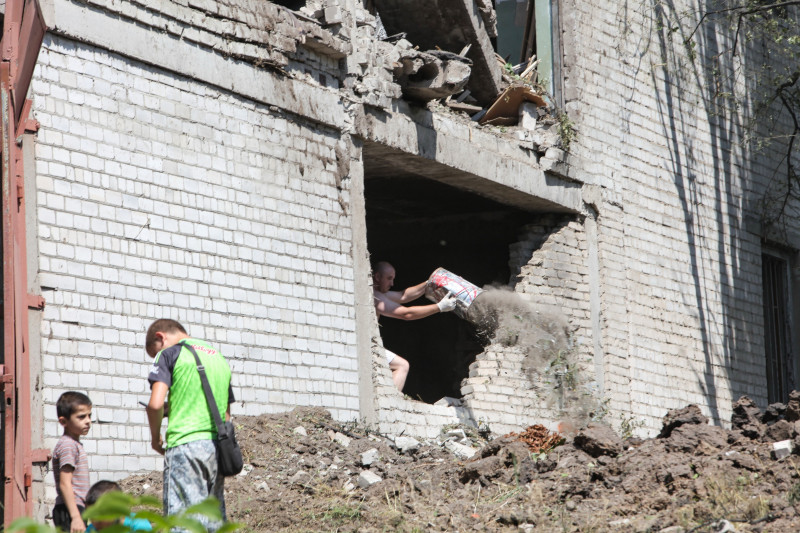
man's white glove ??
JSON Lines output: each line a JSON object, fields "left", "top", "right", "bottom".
{"left": 437, "top": 293, "right": 458, "bottom": 312}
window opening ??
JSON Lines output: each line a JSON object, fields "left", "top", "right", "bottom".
{"left": 493, "top": 0, "right": 557, "bottom": 98}
{"left": 365, "top": 172, "right": 531, "bottom": 403}
{"left": 763, "top": 253, "right": 795, "bottom": 403}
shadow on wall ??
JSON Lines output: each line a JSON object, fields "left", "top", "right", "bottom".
{"left": 648, "top": 0, "right": 777, "bottom": 417}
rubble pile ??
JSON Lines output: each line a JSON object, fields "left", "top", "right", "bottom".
{"left": 121, "top": 396, "right": 800, "bottom": 532}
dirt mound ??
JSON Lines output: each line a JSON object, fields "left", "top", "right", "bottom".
{"left": 120, "top": 400, "right": 800, "bottom": 532}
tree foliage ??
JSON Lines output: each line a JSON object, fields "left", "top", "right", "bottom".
{"left": 685, "top": 1, "right": 800, "bottom": 228}
{"left": 7, "top": 494, "right": 242, "bottom": 533}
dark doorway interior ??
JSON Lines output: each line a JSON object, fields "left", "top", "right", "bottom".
{"left": 366, "top": 174, "right": 531, "bottom": 403}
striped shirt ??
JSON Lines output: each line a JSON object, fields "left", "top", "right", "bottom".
{"left": 52, "top": 434, "right": 89, "bottom": 507}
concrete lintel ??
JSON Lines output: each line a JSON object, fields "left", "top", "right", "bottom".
{"left": 356, "top": 104, "right": 582, "bottom": 213}
{"left": 48, "top": 0, "right": 349, "bottom": 130}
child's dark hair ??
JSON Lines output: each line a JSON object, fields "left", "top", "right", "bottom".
{"left": 145, "top": 319, "right": 187, "bottom": 357}
{"left": 56, "top": 391, "right": 92, "bottom": 419}
{"left": 86, "top": 480, "right": 121, "bottom": 507}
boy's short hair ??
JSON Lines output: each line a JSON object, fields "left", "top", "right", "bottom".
{"left": 145, "top": 319, "right": 187, "bottom": 357}
{"left": 56, "top": 391, "right": 92, "bottom": 419}
{"left": 86, "top": 480, "right": 121, "bottom": 507}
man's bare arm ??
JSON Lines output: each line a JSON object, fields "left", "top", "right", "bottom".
{"left": 384, "top": 281, "right": 428, "bottom": 304}
{"left": 375, "top": 292, "right": 441, "bottom": 320}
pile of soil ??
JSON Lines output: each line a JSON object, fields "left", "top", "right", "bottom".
{"left": 120, "top": 394, "right": 800, "bottom": 532}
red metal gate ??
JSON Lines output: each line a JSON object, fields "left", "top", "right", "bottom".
{"left": 0, "top": 0, "right": 46, "bottom": 524}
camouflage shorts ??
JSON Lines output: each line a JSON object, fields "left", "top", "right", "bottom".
{"left": 163, "top": 440, "right": 226, "bottom": 531}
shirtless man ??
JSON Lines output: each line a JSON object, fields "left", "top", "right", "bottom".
{"left": 373, "top": 261, "right": 457, "bottom": 391}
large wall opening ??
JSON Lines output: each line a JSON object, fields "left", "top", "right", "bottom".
{"left": 365, "top": 173, "right": 533, "bottom": 403}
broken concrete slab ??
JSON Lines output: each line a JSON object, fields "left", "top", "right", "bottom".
{"left": 444, "top": 440, "right": 478, "bottom": 460}
{"left": 773, "top": 439, "right": 793, "bottom": 459}
{"left": 357, "top": 470, "right": 383, "bottom": 488}
{"left": 394, "top": 436, "right": 421, "bottom": 453}
{"left": 375, "top": 0, "right": 503, "bottom": 105}
{"left": 392, "top": 49, "right": 471, "bottom": 101}
{"left": 361, "top": 448, "right": 380, "bottom": 466}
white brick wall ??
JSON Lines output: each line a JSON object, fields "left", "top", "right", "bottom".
{"left": 561, "top": 0, "right": 785, "bottom": 433}
{"left": 33, "top": 34, "right": 359, "bottom": 484}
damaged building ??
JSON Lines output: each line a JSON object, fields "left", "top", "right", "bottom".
{"left": 0, "top": 0, "right": 795, "bottom": 522}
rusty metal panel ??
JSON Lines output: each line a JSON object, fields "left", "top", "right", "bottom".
{"left": 13, "top": 0, "right": 46, "bottom": 127}
{"left": 0, "top": 0, "right": 46, "bottom": 523}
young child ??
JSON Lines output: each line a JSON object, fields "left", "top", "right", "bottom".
{"left": 52, "top": 391, "right": 92, "bottom": 533}
{"left": 84, "top": 480, "right": 152, "bottom": 532}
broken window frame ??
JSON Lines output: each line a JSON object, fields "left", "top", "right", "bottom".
{"left": 496, "top": 0, "right": 563, "bottom": 106}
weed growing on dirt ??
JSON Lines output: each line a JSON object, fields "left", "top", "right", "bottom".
{"left": 321, "top": 503, "right": 362, "bottom": 523}
{"left": 702, "top": 474, "right": 771, "bottom": 524}
{"left": 618, "top": 413, "right": 645, "bottom": 439}
{"left": 789, "top": 482, "right": 800, "bottom": 505}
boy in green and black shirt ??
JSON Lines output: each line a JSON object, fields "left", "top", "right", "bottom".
{"left": 145, "top": 319, "right": 234, "bottom": 531}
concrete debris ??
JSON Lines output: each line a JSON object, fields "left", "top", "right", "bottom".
{"left": 293, "top": 426, "right": 308, "bottom": 436}
{"left": 393, "top": 436, "right": 421, "bottom": 453}
{"left": 435, "top": 397, "right": 463, "bottom": 407}
{"left": 518, "top": 102, "right": 538, "bottom": 131}
{"left": 329, "top": 430, "right": 351, "bottom": 448}
{"left": 392, "top": 50, "right": 471, "bottom": 101}
{"left": 773, "top": 439, "right": 793, "bottom": 460}
{"left": 444, "top": 440, "right": 478, "bottom": 460}
{"left": 474, "top": 0, "right": 498, "bottom": 38}
{"left": 376, "top": 0, "right": 503, "bottom": 104}
{"left": 531, "top": 125, "right": 561, "bottom": 153}
{"left": 445, "top": 428, "right": 467, "bottom": 440}
{"left": 360, "top": 448, "right": 380, "bottom": 466}
{"left": 357, "top": 470, "right": 383, "bottom": 488}
{"left": 713, "top": 519, "right": 737, "bottom": 533}
{"left": 120, "top": 404, "right": 800, "bottom": 530}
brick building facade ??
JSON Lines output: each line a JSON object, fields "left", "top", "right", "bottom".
{"left": 13, "top": 0, "right": 797, "bottom": 517}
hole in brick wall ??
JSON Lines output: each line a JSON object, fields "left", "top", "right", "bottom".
{"left": 271, "top": 0, "right": 307, "bottom": 10}
{"left": 365, "top": 170, "right": 533, "bottom": 403}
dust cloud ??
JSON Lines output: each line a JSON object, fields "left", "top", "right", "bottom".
{"left": 464, "top": 286, "right": 601, "bottom": 428}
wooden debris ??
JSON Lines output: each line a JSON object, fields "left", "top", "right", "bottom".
{"left": 478, "top": 83, "right": 546, "bottom": 126}
{"left": 447, "top": 101, "right": 483, "bottom": 114}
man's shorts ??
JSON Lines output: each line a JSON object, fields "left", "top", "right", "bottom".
{"left": 385, "top": 348, "right": 397, "bottom": 364}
